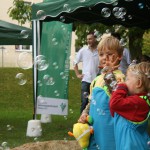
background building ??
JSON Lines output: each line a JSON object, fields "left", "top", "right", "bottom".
{"left": 0, "top": 0, "right": 78, "bottom": 69}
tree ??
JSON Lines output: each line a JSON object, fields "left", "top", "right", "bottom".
{"left": 128, "top": 27, "right": 145, "bottom": 61}
{"left": 74, "top": 22, "right": 146, "bottom": 60}
{"left": 142, "top": 30, "right": 150, "bottom": 56}
{"left": 7, "top": 0, "right": 31, "bottom": 26}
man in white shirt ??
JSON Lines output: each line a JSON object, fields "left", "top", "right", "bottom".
{"left": 74, "top": 32, "right": 99, "bottom": 113}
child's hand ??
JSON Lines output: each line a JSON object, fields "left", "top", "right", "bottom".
{"left": 105, "top": 54, "right": 121, "bottom": 70}
{"left": 78, "top": 113, "right": 88, "bottom": 124}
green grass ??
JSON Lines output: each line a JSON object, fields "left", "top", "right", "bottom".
{"left": 0, "top": 68, "right": 81, "bottom": 148}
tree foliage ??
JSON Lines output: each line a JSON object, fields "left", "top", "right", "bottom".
{"left": 7, "top": 0, "right": 31, "bottom": 26}
{"left": 74, "top": 22, "right": 148, "bottom": 60}
{"left": 142, "top": 31, "right": 150, "bottom": 56}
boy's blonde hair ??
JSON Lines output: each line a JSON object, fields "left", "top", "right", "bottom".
{"left": 98, "top": 34, "right": 123, "bottom": 57}
{"left": 127, "top": 62, "right": 150, "bottom": 93}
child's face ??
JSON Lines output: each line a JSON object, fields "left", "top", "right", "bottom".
{"left": 98, "top": 47, "right": 121, "bottom": 68}
{"left": 125, "top": 71, "right": 139, "bottom": 95}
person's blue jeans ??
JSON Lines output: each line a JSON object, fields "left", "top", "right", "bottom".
{"left": 81, "top": 81, "right": 91, "bottom": 113}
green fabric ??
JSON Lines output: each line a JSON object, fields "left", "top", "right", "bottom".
{"left": 0, "top": 20, "right": 32, "bottom": 45}
{"left": 37, "top": 21, "right": 72, "bottom": 99}
{"left": 32, "top": 0, "right": 150, "bottom": 29}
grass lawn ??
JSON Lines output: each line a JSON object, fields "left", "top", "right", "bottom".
{"left": 0, "top": 68, "right": 81, "bottom": 148}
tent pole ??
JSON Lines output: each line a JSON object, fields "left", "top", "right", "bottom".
{"left": 33, "top": 20, "right": 37, "bottom": 120}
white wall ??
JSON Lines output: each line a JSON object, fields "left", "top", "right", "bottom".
{"left": 0, "top": 0, "right": 81, "bottom": 70}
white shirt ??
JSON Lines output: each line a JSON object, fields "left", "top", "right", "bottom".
{"left": 119, "top": 48, "right": 131, "bottom": 74}
{"left": 74, "top": 46, "right": 99, "bottom": 83}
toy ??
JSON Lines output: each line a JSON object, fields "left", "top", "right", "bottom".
{"left": 68, "top": 116, "right": 94, "bottom": 150}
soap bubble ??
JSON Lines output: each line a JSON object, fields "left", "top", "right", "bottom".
{"left": 119, "top": 38, "right": 127, "bottom": 46}
{"left": 36, "top": 10, "right": 46, "bottom": 20}
{"left": 52, "top": 38, "right": 58, "bottom": 45}
{"left": 79, "top": 0, "right": 86, "bottom": 2}
{"left": 34, "top": 55, "right": 49, "bottom": 71}
{"left": 20, "top": 30, "right": 29, "bottom": 38}
{"left": 83, "top": 92, "right": 89, "bottom": 98}
{"left": 101, "top": 7, "right": 111, "bottom": 18}
{"left": 63, "top": 4, "right": 71, "bottom": 12}
{"left": 147, "top": 140, "right": 150, "bottom": 149}
{"left": 17, "top": 52, "right": 33, "bottom": 69}
{"left": 60, "top": 16, "right": 65, "bottom": 22}
{"left": 138, "top": 3, "right": 144, "bottom": 9}
{"left": 15, "top": 73, "right": 27, "bottom": 85}
{"left": 43, "top": 75, "right": 55, "bottom": 85}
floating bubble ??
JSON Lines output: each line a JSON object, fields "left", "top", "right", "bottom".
{"left": 20, "top": 30, "right": 29, "bottom": 38}
{"left": 34, "top": 137, "right": 38, "bottom": 142}
{"left": 96, "top": 144, "right": 100, "bottom": 149}
{"left": 60, "top": 16, "right": 65, "bottom": 22}
{"left": 129, "top": 60, "right": 137, "bottom": 66}
{"left": 112, "top": 7, "right": 121, "bottom": 18}
{"left": 15, "top": 73, "right": 27, "bottom": 85}
{"left": 64, "top": 138, "right": 68, "bottom": 143}
{"left": 56, "top": 93, "right": 60, "bottom": 97}
{"left": 7, "top": 124, "right": 13, "bottom": 131}
{"left": 36, "top": 10, "right": 46, "bottom": 20}
{"left": 97, "top": 108, "right": 105, "bottom": 116}
{"left": 119, "top": 7, "right": 127, "bottom": 16}
{"left": 101, "top": 7, "right": 111, "bottom": 18}
{"left": 91, "top": 99, "right": 96, "bottom": 105}
{"left": 17, "top": 52, "right": 33, "bottom": 69}
{"left": 54, "top": 90, "right": 60, "bottom": 97}
{"left": 128, "top": 15, "right": 132, "bottom": 20}
{"left": 101, "top": 66, "right": 112, "bottom": 74}
{"left": 69, "top": 108, "right": 74, "bottom": 114}
{"left": 94, "top": 30, "right": 102, "bottom": 41}
{"left": 34, "top": 55, "right": 49, "bottom": 71}
{"left": 60, "top": 72, "right": 66, "bottom": 79}
{"left": 43, "top": 75, "right": 55, "bottom": 85}
{"left": 79, "top": 0, "right": 86, "bottom": 2}
{"left": 147, "top": 141, "right": 150, "bottom": 148}
{"left": 63, "top": 4, "right": 71, "bottom": 12}
{"left": 37, "top": 95, "right": 45, "bottom": 104}
{"left": 1, "top": 142, "right": 8, "bottom": 147}
{"left": 64, "top": 116, "right": 67, "bottom": 120}
{"left": 105, "top": 29, "right": 110, "bottom": 33}
{"left": 112, "top": 0, "right": 118, "bottom": 6}
{"left": 120, "top": 38, "right": 127, "bottom": 46}
{"left": 37, "top": 80, "right": 42, "bottom": 86}
{"left": 114, "top": 25, "right": 121, "bottom": 32}
{"left": 72, "top": 76, "right": 75, "bottom": 79}
{"left": 83, "top": 92, "right": 89, "bottom": 98}
{"left": 52, "top": 38, "right": 58, "bottom": 45}
{"left": 138, "top": 3, "right": 144, "bottom": 9}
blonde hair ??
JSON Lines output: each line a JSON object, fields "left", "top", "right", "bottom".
{"left": 127, "top": 62, "right": 150, "bottom": 92}
{"left": 98, "top": 34, "right": 123, "bottom": 57}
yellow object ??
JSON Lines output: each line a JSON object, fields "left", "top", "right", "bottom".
{"left": 68, "top": 123, "right": 93, "bottom": 149}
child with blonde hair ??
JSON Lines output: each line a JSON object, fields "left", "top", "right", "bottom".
{"left": 110, "top": 62, "right": 150, "bottom": 150}
{"left": 78, "top": 34, "right": 125, "bottom": 150}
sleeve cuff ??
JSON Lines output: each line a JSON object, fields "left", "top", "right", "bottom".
{"left": 116, "top": 83, "right": 128, "bottom": 92}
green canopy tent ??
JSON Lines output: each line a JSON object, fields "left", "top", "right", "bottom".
{"left": 32, "top": 0, "right": 150, "bottom": 29}
{"left": 31, "top": 0, "right": 150, "bottom": 119}
{"left": 0, "top": 20, "right": 32, "bottom": 45}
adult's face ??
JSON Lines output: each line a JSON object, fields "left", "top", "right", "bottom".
{"left": 86, "top": 34, "right": 97, "bottom": 47}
